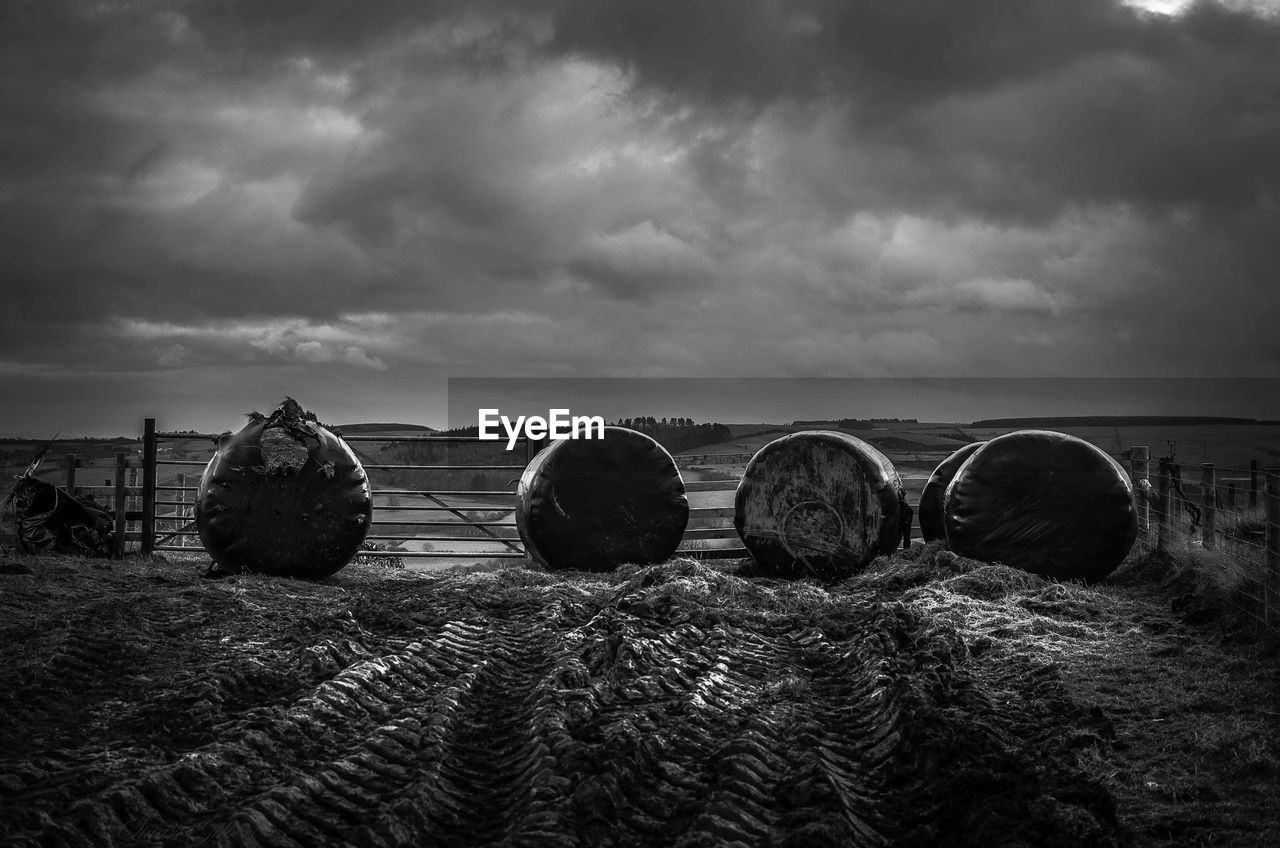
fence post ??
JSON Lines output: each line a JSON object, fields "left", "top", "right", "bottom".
{"left": 114, "top": 453, "right": 127, "bottom": 558}
{"left": 1201, "top": 463, "right": 1215, "bottom": 550}
{"left": 64, "top": 454, "right": 77, "bottom": 495}
{"left": 1251, "top": 460, "right": 1260, "bottom": 509}
{"left": 1266, "top": 471, "right": 1279, "bottom": 631}
{"left": 1129, "top": 446, "right": 1150, "bottom": 541}
{"left": 142, "top": 418, "right": 157, "bottom": 555}
{"left": 1157, "top": 462, "right": 1171, "bottom": 552}
{"left": 1227, "top": 482, "right": 1236, "bottom": 511}
{"left": 177, "top": 472, "right": 187, "bottom": 548}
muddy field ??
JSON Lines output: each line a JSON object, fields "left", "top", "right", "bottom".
{"left": 0, "top": 546, "right": 1276, "bottom": 847}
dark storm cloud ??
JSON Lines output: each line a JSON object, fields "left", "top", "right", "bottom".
{"left": 1, "top": 0, "right": 1277, "bottom": 435}
{"left": 548, "top": 0, "right": 1280, "bottom": 221}
{"left": 548, "top": 0, "right": 1136, "bottom": 109}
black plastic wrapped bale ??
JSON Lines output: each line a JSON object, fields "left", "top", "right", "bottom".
{"left": 196, "top": 398, "right": 373, "bottom": 578}
{"left": 734, "top": 431, "right": 905, "bottom": 581}
{"left": 942, "top": 429, "right": 1137, "bottom": 582}
{"left": 516, "top": 426, "right": 689, "bottom": 572}
{"left": 918, "top": 442, "right": 986, "bottom": 543}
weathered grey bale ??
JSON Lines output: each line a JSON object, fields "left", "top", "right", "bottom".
{"left": 196, "top": 398, "right": 372, "bottom": 578}
{"left": 734, "top": 431, "right": 904, "bottom": 581}
{"left": 516, "top": 426, "right": 689, "bottom": 572}
{"left": 943, "top": 429, "right": 1137, "bottom": 583}
{"left": 918, "top": 442, "right": 986, "bottom": 542}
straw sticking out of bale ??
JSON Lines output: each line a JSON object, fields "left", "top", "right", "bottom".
{"left": 196, "top": 398, "right": 372, "bottom": 578}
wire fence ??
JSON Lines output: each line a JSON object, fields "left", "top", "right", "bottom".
{"left": 1125, "top": 447, "right": 1280, "bottom": 635}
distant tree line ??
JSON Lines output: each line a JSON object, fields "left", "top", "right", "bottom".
{"left": 614, "top": 418, "right": 734, "bottom": 453}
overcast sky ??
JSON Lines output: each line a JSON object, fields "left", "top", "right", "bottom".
{"left": 2, "top": 0, "right": 1278, "bottom": 435}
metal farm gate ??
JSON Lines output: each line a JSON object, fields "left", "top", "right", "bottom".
{"left": 118, "top": 420, "right": 745, "bottom": 562}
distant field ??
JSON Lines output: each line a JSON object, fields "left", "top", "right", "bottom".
{"left": 711, "top": 422, "right": 1280, "bottom": 472}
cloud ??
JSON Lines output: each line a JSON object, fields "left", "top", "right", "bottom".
{"left": 569, "top": 221, "right": 713, "bottom": 298}
{"left": 115, "top": 318, "right": 389, "bottom": 370}
{"left": 904, "top": 278, "right": 1076, "bottom": 316}
{"left": 157, "top": 344, "right": 188, "bottom": 368}
{"left": 293, "top": 341, "right": 387, "bottom": 369}
{"left": 2, "top": 1, "right": 1279, "bottom": 434}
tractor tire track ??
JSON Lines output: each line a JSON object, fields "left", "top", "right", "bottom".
{"left": 1, "top": 559, "right": 1125, "bottom": 847}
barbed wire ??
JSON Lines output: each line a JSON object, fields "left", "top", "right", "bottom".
{"left": 1157, "top": 444, "right": 1202, "bottom": 534}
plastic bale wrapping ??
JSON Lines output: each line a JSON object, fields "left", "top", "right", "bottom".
{"left": 734, "top": 430, "right": 905, "bottom": 582}
{"left": 195, "top": 398, "right": 373, "bottom": 578}
{"left": 918, "top": 442, "right": 986, "bottom": 543}
{"left": 3, "top": 475, "right": 114, "bottom": 557}
{"left": 943, "top": 429, "right": 1137, "bottom": 583}
{"left": 516, "top": 426, "right": 689, "bottom": 572}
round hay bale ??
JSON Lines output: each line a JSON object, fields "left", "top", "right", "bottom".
{"left": 918, "top": 442, "right": 986, "bottom": 542}
{"left": 516, "top": 426, "right": 688, "bottom": 572}
{"left": 196, "top": 399, "right": 372, "bottom": 578}
{"left": 943, "top": 429, "right": 1137, "bottom": 582}
{"left": 734, "top": 431, "right": 904, "bottom": 581}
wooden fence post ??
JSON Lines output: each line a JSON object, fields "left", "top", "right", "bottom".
{"left": 114, "top": 453, "right": 127, "bottom": 558}
{"left": 1157, "top": 462, "right": 1171, "bottom": 552}
{"left": 177, "top": 473, "right": 187, "bottom": 548}
{"left": 1129, "top": 446, "right": 1150, "bottom": 541}
{"left": 1201, "top": 463, "right": 1215, "bottom": 550}
{"left": 1251, "top": 460, "right": 1260, "bottom": 509}
{"left": 142, "top": 418, "right": 157, "bottom": 555}
{"left": 1266, "top": 471, "right": 1279, "bottom": 631}
{"left": 1227, "top": 483, "right": 1236, "bottom": 511}
{"left": 64, "top": 454, "right": 77, "bottom": 495}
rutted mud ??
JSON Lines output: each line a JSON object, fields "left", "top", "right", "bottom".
{"left": 0, "top": 554, "right": 1127, "bottom": 847}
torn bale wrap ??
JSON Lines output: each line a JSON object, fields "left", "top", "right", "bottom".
{"left": 4, "top": 475, "right": 114, "bottom": 557}
{"left": 943, "top": 430, "right": 1137, "bottom": 583}
{"left": 516, "top": 426, "right": 689, "bottom": 571}
{"left": 734, "top": 431, "right": 905, "bottom": 581}
{"left": 918, "top": 442, "right": 986, "bottom": 543}
{"left": 195, "top": 399, "right": 372, "bottom": 578}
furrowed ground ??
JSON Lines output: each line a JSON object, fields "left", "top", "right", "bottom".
{"left": 0, "top": 546, "right": 1275, "bottom": 847}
